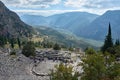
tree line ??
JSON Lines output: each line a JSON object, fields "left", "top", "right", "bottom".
{"left": 0, "top": 35, "right": 21, "bottom": 48}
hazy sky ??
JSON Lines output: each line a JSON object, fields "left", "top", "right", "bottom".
{"left": 1, "top": 0, "right": 120, "bottom": 16}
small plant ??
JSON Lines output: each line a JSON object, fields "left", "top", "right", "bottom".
{"left": 53, "top": 43, "right": 61, "bottom": 50}
{"left": 22, "top": 41, "right": 36, "bottom": 57}
{"left": 50, "top": 63, "right": 79, "bottom": 80}
{"left": 10, "top": 51, "right": 16, "bottom": 55}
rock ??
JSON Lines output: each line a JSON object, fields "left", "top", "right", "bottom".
{"left": 0, "top": 1, "right": 33, "bottom": 37}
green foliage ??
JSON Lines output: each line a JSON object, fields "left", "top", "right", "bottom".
{"left": 50, "top": 63, "right": 79, "bottom": 80}
{"left": 85, "top": 47, "right": 96, "bottom": 54}
{"left": 104, "top": 53, "right": 120, "bottom": 80}
{"left": 10, "top": 38, "right": 15, "bottom": 48}
{"left": 22, "top": 41, "right": 36, "bottom": 57}
{"left": 0, "top": 35, "right": 8, "bottom": 47}
{"left": 53, "top": 43, "right": 61, "bottom": 50}
{"left": 81, "top": 53, "right": 106, "bottom": 80}
{"left": 101, "top": 23, "right": 113, "bottom": 53}
{"left": 36, "top": 27, "right": 101, "bottom": 50}
{"left": 34, "top": 41, "right": 54, "bottom": 48}
{"left": 17, "top": 37, "right": 21, "bottom": 48}
{"left": 10, "top": 51, "right": 16, "bottom": 55}
{"left": 81, "top": 53, "right": 120, "bottom": 80}
{"left": 69, "top": 46, "right": 74, "bottom": 51}
{"left": 107, "top": 45, "right": 120, "bottom": 58}
{"left": 115, "top": 39, "right": 120, "bottom": 46}
{"left": 42, "top": 41, "right": 53, "bottom": 48}
{"left": 0, "top": 35, "right": 23, "bottom": 48}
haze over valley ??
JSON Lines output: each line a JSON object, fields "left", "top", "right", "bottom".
{"left": 0, "top": 0, "right": 120, "bottom": 80}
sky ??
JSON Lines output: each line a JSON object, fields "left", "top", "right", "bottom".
{"left": 1, "top": 0, "right": 120, "bottom": 16}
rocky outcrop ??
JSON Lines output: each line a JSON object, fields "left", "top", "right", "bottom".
{"left": 0, "top": 52, "right": 54, "bottom": 80}
{"left": 0, "top": 1, "right": 33, "bottom": 37}
{"left": 0, "top": 52, "right": 33, "bottom": 80}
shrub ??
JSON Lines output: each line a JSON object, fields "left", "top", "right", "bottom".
{"left": 22, "top": 41, "right": 36, "bottom": 57}
{"left": 50, "top": 63, "right": 79, "bottom": 80}
{"left": 53, "top": 43, "right": 61, "bottom": 50}
{"left": 10, "top": 51, "right": 16, "bottom": 55}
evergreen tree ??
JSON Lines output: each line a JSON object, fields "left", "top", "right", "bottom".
{"left": 22, "top": 41, "right": 36, "bottom": 57}
{"left": 101, "top": 23, "right": 113, "bottom": 52}
{"left": 0, "top": 35, "right": 8, "bottom": 46}
{"left": 53, "top": 43, "right": 61, "bottom": 50}
{"left": 10, "top": 38, "right": 14, "bottom": 48}
{"left": 115, "top": 39, "right": 120, "bottom": 46}
{"left": 17, "top": 37, "right": 21, "bottom": 48}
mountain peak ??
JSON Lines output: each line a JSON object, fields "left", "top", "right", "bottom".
{"left": 81, "top": 10, "right": 120, "bottom": 40}
{"left": 0, "top": 1, "right": 33, "bottom": 37}
{"left": 0, "top": 1, "right": 4, "bottom": 6}
{"left": 104, "top": 10, "right": 120, "bottom": 15}
{"left": 0, "top": 1, "right": 7, "bottom": 12}
{"left": 107, "top": 10, "right": 120, "bottom": 12}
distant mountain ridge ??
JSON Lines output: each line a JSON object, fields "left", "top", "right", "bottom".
{"left": 0, "top": 1, "right": 103, "bottom": 49}
{"left": 21, "top": 12, "right": 99, "bottom": 35}
{"left": 35, "top": 26, "right": 102, "bottom": 49}
{"left": 79, "top": 10, "right": 120, "bottom": 41}
{"left": 0, "top": 1, "right": 33, "bottom": 37}
{"left": 21, "top": 10, "right": 120, "bottom": 41}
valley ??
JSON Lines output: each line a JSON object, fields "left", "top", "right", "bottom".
{"left": 0, "top": 1, "right": 120, "bottom": 80}
{"left": 20, "top": 10, "right": 120, "bottom": 41}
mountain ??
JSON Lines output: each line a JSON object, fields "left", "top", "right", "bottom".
{"left": 0, "top": 1, "right": 33, "bottom": 37}
{"left": 20, "top": 12, "right": 99, "bottom": 35}
{"left": 35, "top": 26, "right": 102, "bottom": 49}
{"left": 0, "top": 1, "right": 102, "bottom": 49}
{"left": 21, "top": 15, "right": 47, "bottom": 27}
{"left": 80, "top": 10, "right": 120, "bottom": 41}
{"left": 48, "top": 12, "right": 99, "bottom": 35}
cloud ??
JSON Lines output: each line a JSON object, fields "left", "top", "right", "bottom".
{"left": 15, "top": 9, "right": 83, "bottom": 16}
{"left": 64, "top": 0, "right": 120, "bottom": 9}
{"left": 1, "top": 0, "right": 120, "bottom": 16}
{"left": 63, "top": 0, "right": 120, "bottom": 15}
{"left": 2, "top": 0, "right": 120, "bottom": 10}
{"left": 2, "top": 0, "right": 61, "bottom": 8}
{"left": 14, "top": 6, "right": 120, "bottom": 17}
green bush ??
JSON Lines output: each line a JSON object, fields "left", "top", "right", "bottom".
{"left": 22, "top": 41, "right": 36, "bottom": 57}
{"left": 50, "top": 63, "right": 79, "bottom": 80}
{"left": 53, "top": 43, "right": 61, "bottom": 50}
{"left": 10, "top": 51, "right": 16, "bottom": 55}
{"left": 81, "top": 53, "right": 120, "bottom": 80}
{"left": 85, "top": 47, "right": 96, "bottom": 54}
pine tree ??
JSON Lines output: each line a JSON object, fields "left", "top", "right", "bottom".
{"left": 10, "top": 38, "right": 14, "bottom": 48}
{"left": 115, "top": 39, "right": 120, "bottom": 46}
{"left": 101, "top": 23, "right": 113, "bottom": 52}
{"left": 17, "top": 37, "right": 21, "bottom": 48}
{"left": 53, "top": 43, "right": 61, "bottom": 50}
{"left": 22, "top": 41, "right": 36, "bottom": 57}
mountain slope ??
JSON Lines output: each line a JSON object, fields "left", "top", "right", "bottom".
{"left": 0, "top": 1, "right": 33, "bottom": 37}
{"left": 80, "top": 10, "right": 120, "bottom": 41}
{"left": 20, "top": 12, "right": 99, "bottom": 35}
{"left": 21, "top": 15, "right": 48, "bottom": 27}
{"left": 35, "top": 26, "right": 102, "bottom": 49}
{"left": 48, "top": 12, "right": 99, "bottom": 34}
